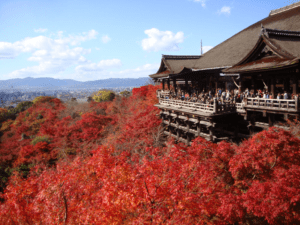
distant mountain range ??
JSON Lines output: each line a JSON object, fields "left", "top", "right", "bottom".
{"left": 0, "top": 77, "right": 151, "bottom": 90}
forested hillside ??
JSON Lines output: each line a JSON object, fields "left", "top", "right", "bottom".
{"left": 0, "top": 85, "right": 299, "bottom": 224}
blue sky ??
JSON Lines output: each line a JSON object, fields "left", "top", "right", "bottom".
{"left": 0, "top": 0, "right": 298, "bottom": 81}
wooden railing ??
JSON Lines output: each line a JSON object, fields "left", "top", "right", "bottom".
{"left": 158, "top": 94, "right": 300, "bottom": 114}
{"left": 160, "top": 99, "right": 214, "bottom": 113}
{"left": 245, "top": 97, "right": 299, "bottom": 112}
{"left": 157, "top": 90, "right": 170, "bottom": 98}
{"left": 236, "top": 103, "right": 246, "bottom": 113}
{"left": 159, "top": 99, "right": 235, "bottom": 114}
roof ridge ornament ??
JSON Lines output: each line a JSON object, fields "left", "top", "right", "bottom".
{"left": 260, "top": 24, "right": 268, "bottom": 38}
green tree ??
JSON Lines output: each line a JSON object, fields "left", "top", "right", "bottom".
{"left": 92, "top": 90, "right": 115, "bottom": 102}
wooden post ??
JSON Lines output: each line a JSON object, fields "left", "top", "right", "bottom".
{"left": 268, "top": 114, "right": 273, "bottom": 127}
{"left": 271, "top": 79, "right": 275, "bottom": 98}
{"left": 176, "top": 129, "right": 180, "bottom": 141}
{"left": 162, "top": 79, "right": 165, "bottom": 90}
{"left": 213, "top": 98, "right": 218, "bottom": 113}
{"left": 186, "top": 120, "right": 190, "bottom": 133}
{"left": 215, "top": 79, "right": 218, "bottom": 95}
{"left": 267, "top": 79, "right": 271, "bottom": 93}
{"left": 185, "top": 78, "right": 188, "bottom": 95}
{"left": 252, "top": 77, "right": 257, "bottom": 93}
{"left": 167, "top": 79, "right": 170, "bottom": 91}
{"left": 295, "top": 95, "right": 299, "bottom": 111}
{"left": 176, "top": 117, "right": 179, "bottom": 128}
{"left": 187, "top": 133, "right": 191, "bottom": 145}
{"left": 284, "top": 78, "right": 289, "bottom": 92}
{"left": 209, "top": 126, "right": 214, "bottom": 142}
{"left": 292, "top": 78, "right": 297, "bottom": 95}
{"left": 239, "top": 80, "right": 242, "bottom": 93}
{"left": 173, "top": 78, "right": 177, "bottom": 96}
{"left": 197, "top": 124, "right": 200, "bottom": 137}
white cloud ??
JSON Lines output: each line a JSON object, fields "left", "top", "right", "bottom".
{"left": 55, "top": 30, "right": 98, "bottom": 46}
{"left": 193, "top": 0, "right": 207, "bottom": 7}
{"left": 1, "top": 30, "right": 98, "bottom": 78}
{"left": 202, "top": 46, "right": 214, "bottom": 53}
{"left": 218, "top": 6, "right": 231, "bottom": 15}
{"left": 75, "top": 59, "right": 122, "bottom": 73}
{"left": 102, "top": 35, "right": 111, "bottom": 43}
{"left": 142, "top": 28, "right": 185, "bottom": 52}
{"left": 34, "top": 28, "right": 48, "bottom": 33}
{"left": 73, "top": 63, "right": 160, "bottom": 81}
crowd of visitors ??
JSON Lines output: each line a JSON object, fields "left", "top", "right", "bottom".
{"left": 159, "top": 88, "right": 299, "bottom": 106}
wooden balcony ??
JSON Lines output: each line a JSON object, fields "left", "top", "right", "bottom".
{"left": 158, "top": 99, "right": 236, "bottom": 115}
{"left": 244, "top": 97, "right": 299, "bottom": 113}
{"left": 157, "top": 97, "right": 300, "bottom": 115}
{"left": 236, "top": 103, "right": 246, "bottom": 113}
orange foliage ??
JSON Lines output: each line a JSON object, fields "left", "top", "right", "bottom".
{"left": 0, "top": 85, "right": 300, "bottom": 224}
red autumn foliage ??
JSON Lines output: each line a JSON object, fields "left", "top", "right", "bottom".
{"left": 0, "top": 85, "right": 299, "bottom": 224}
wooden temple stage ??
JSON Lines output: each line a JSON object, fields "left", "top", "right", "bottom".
{"left": 149, "top": 3, "right": 300, "bottom": 144}
{"left": 155, "top": 93, "right": 299, "bottom": 145}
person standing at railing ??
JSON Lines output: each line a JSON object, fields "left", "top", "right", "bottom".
{"left": 277, "top": 93, "right": 281, "bottom": 99}
{"left": 221, "top": 90, "right": 226, "bottom": 102}
{"left": 226, "top": 90, "right": 230, "bottom": 101}
{"left": 263, "top": 92, "right": 267, "bottom": 99}
{"left": 185, "top": 93, "right": 189, "bottom": 101}
{"left": 284, "top": 91, "right": 288, "bottom": 100}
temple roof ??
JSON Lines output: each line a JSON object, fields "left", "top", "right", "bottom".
{"left": 193, "top": 4, "right": 300, "bottom": 70}
{"left": 149, "top": 2, "right": 300, "bottom": 79}
{"left": 223, "top": 27, "right": 300, "bottom": 73}
{"left": 149, "top": 55, "right": 200, "bottom": 79}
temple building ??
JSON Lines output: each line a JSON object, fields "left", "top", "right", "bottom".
{"left": 149, "top": 2, "right": 300, "bottom": 144}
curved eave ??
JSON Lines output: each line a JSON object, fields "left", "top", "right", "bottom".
{"left": 149, "top": 72, "right": 171, "bottom": 79}
{"left": 223, "top": 58, "right": 299, "bottom": 74}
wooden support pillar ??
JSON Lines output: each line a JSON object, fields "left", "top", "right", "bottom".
{"left": 292, "top": 78, "right": 297, "bottom": 95}
{"left": 196, "top": 117, "right": 201, "bottom": 137}
{"left": 176, "top": 117, "right": 179, "bottom": 128}
{"left": 213, "top": 98, "right": 218, "bottom": 113}
{"left": 234, "top": 125, "right": 239, "bottom": 140}
{"left": 267, "top": 79, "right": 271, "bottom": 93}
{"left": 187, "top": 134, "right": 191, "bottom": 145}
{"left": 162, "top": 79, "right": 165, "bottom": 90}
{"left": 167, "top": 79, "right": 170, "bottom": 91}
{"left": 209, "top": 126, "right": 214, "bottom": 142}
{"left": 225, "top": 81, "right": 228, "bottom": 91}
{"left": 249, "top": 118, "right": 255, "bottom": 135}
{"left": 268, "top": 114, "right": 273, "bottom": 127}
{"left": 284, "top": 78, "right": 289, "bottom": 92}
{"left": 252, "top": 77, "right": 257, "bottom": 93}
{"left": 208, "top": 77, "right": 212, "bottom": 92}
{"left": 186, "top": 120, "right": 190, "bottom": 133}
{"left": 173, "top": 78, "right": 177, "bottom": 95}
{"left": 239, "top": 80, "right": 242, "bottom": 93}
{"left": 271, "top": 79, "right": 275, "bottom": 98}
{"left": 205, "top": 76, "right": 209, "bottom": 92}
{"left": 185, "top": 78, "right": 188, "bottom": 95}
{"left": 176, "top": 129, "right": 180, "bottom": 141}
{"left": 197, "top": 123, "right": 200, "bottom": 137}
{"left": 215, "top": 79, "right": 218, "bottom": 95}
